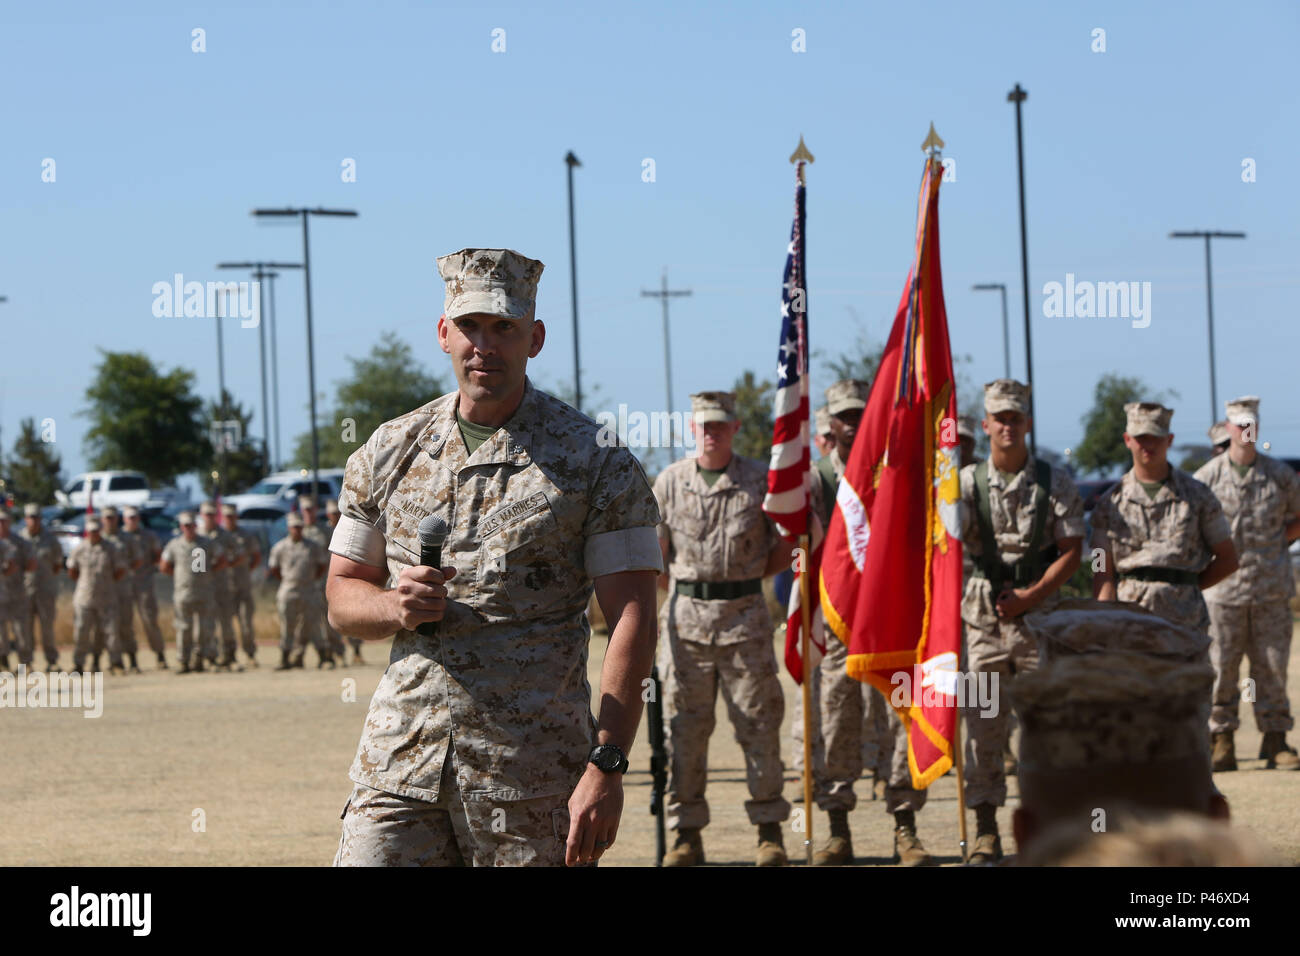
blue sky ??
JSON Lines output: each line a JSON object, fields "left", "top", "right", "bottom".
{"left": 2, "top": 0, "right": 1297, "bottom": 490}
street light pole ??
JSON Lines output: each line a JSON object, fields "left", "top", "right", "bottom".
{"left": 1007, "top": 83, "right": 1036, "bottom": 454}
{"left": 565, "top": 151, "right": 582, "bottom": 411}
{"left": 972, "top": 283, "right": 1011, "bottom": 379}
{"left": 251, "top": 208, "right": 357, "bottom": 498}
{"left": 641, "top": 270, "right": 692, "bottom": 459}
{"left": 1169, "top": 230, "right": 1246, "bottom": 424}
{"left": 217, "top": 260, "right": 301, "bottom": 474}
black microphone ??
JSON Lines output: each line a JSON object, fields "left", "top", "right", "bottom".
{"left": 416, "top": 515, "right": 450, "bottom": 637}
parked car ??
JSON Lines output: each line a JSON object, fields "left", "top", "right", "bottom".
{"left": 51, "top": 506, "right": 179, "bottom": 559}
{"left": 55, "top": 471, "right": 189, "bottom": 511}
{"left": 222, "top": 469, "right": 345, "bottom": 517}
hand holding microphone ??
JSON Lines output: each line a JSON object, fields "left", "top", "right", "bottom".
{"left": 392, "top": 516, "right": 455, "bottom": 635}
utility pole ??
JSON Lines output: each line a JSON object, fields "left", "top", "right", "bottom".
{"left": 1169, "top": 230, "right": 1246, "bottom": 424}
{"left": 251, "top": 208, "right": 357, "bottom": 497}
{"left": 641, "top": 270, "right": 692, "bottom": 459}
{"left": 217, "top": 260, "right": 302, "bottom": 474}
{"left": 1007, "top": 83, "right": 1036, "bottom": 453}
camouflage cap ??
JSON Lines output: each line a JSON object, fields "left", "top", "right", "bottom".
{"left": 690, "top": 391, "right": 736, "bottom": 424}
{"left": 325, "top": 499, "right": 341, "bottom": 514}
{"left": 286, "top": 513, "right": 304, "bottom": 528}
{"left": 826, "top": 380, "right": 870, "bottom": 416}
{"left": 199, "top": 502, "right": 217, "bottom": 515}
{"left": 1224, "top": 395, "right": 1260, "bottom": 428}
{"left": 1207, "top": 421, "right": 1229, "bottom": 446}
{"left": 122, "top": 505, "right": 141, "bottom": 518}
{"left": 956, "top": 414, "right": 976, "bottom": 440}
{"left": 84, "top": 516, "right": 102, "bottom": 532}
{"left": 1023, "top": 598, "right": 1210, "bottom": 664}
{"left": 100, "top": 505, "right": 120, "bottom": 519}
{"left": 177, "top": 511, "right": 196, "bottom": 525}
{"left": 1124, "top": 402, "right": 1174, "bottom": 438}
{"left": 23, "top": 503, "right": 41, "bottom": 517}
{"left": 298, "top": 495, "right": 318, "bottom": 509}
{"left": 436, "top": 248, "right": 544, "bottom": 322}
{"left": 0, "top": 508, "right": 11, "bottom": 521}
{"left": 221, "top": 503, "right": 238, "bottom": 516}
{"left": 1010, "top": 653, "right": 1213, "bottom": 773}
{"left": 983, "top": 379, "right": 1030, "bottom": 416}
{"left": 814, "top": 405, "right": 832, "bottom": 437}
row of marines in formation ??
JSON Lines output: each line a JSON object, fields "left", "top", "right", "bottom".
{"left": 0, "top": 495, "right": 364, "bottom": 674}
{"left": 651, "top": 382, "right": 1300, "bottom": 866}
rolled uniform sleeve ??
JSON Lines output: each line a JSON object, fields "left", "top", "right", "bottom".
{"left": 584, "top": 448, "right": 664, "bottom": 578}
{"left": 1283, "top": 465, "right": 1300, "bottom": 518}
{"left": 1050, "top": 468, "right": 1086, "bottom": 542}
{"left": 331, "top": 439, "right": 387, "bottom": 567}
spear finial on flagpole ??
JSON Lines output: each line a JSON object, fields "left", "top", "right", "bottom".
{"left": 790, "top": 135, "right": 815, "bottom": 183}
{"left": 921, "top": 122, "right": 944, "bottom": 157}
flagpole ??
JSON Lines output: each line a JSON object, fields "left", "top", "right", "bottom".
{"left": 922, "top": 124, "right": 971, "bottom": 862}
{"left": 785, "top": 137, "right": 816, "bottom": 866}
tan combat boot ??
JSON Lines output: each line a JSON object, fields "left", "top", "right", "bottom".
{"left": 967, "top": 804, "right": 1003, "bottom": 864}
{"left": 892, "top": 810, "right": 933, "bottom": 866}
{"left": 756, "top": 822, "right": 788, "bottom": 867}
{"left": 812, "top": 809, "right": 854, "bottom": 865}
{"left": 1211, "top": 731, "right": 1236, "bottom": 772}
{"left": 1260, "top": 732, "right": 1300, "bottom": 771}
{"left": 662, "top": 828, "right": 705, "bottom": 867}
{"left": 872, "top": 775, "right": 888, "bottom": 801}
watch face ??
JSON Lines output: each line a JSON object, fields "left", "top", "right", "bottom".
{"left": 596, "top": 748, "right": 617, "bottom": 770}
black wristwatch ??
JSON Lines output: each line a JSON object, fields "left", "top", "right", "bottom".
{"left": 588, "top": 744, "right": 629, "bottom": 774}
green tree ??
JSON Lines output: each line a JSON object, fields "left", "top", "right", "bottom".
{"left": 292, "top": 332, "right": 446, "bottom": 469}
{"left": 81, "top": 351, "right": 207, "bottom": 486}
{"left": 1074, "top": 373, "right": 1177, "bottom": 476}
{"left": 732, "top": 370, "right": 775, "bottom": 463}
{"left": 200, "top": 390, "right": 268, "bottom": 497}
{"left": 8, "top": 418, "right": 64, "bottom": 506}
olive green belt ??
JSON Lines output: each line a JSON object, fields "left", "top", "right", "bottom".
{"left": 675, "top": 579, "right": 762, "bottom": 601}
{"left": 1118, "top": 566, "right": 1199, "bottom": 586}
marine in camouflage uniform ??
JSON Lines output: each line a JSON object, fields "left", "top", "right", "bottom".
{"left": 1193, "top": 397, "right": 1300, "bottom": 771}
{"left": 297, "top": 496, "right": 344, "bottom": 667}
{"left": 221, "top": 503, "right": 262, "bottom": 667}
{"left": 808, "top": 380, "right": 896, "bottom": 866}
{"left": 1012, "top": 598, "right": 1228, "bottom": 864}
{"left": 268, "top": 513, "right": 330, "bottom": 669}
{"left": 198, "top": 502, "right": 241, "bottom": 669}
{"left": 654, "top": 391, "right": 791, "bottom": 868}
{"left": 20, "top": 504, "right": 64, "bottom": 672}
{"left": 122, "top": 506, "right": 167, "bottom": 668}
{"left": 160, "top": 511, "right": 218, "bottom": 672}
{"left": 66, "top": 515, "right": 125, "bottom": 673}
{"left": 957, "top": 380, "right": 1085, "bottom": 863}
{"left": 325, "top": 498, "right": 364, "bottom": 664}
{"left": 101, "top": 506, "right": 142, "bottom": 674}
{"left": 1090, "top": 402, "right": 1238, "bottom": 642}
{"left": 331, "top": 248, "right": 662, "bottom": 867}
{"left": 0, "top": 508, "right": 37, "bottom": 670}
{"left": 0, "top": 529, "right": 19, "bottom": 672}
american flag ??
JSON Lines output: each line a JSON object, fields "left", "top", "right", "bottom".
{"left": 762, "top": 165, "right": 824, "bottom": 683}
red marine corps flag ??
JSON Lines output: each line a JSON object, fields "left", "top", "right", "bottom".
{"left": 820, "top": 137, "right": 963, "bottom": 790}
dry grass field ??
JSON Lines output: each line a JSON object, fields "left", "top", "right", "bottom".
{"left": 1, "top": 585, "right": 1297, "bottom": 866}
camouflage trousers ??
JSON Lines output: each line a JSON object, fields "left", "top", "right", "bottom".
{"left": 963, "top": 615, "right": 1038, "bottom": 808}
{"left": 114, "top": 583, "right": 137, "bottom": 656}
{"left": 1, "top": 596, "right": 34, "bottom": 664}
{"left": 790, "top": 650, "right": 824, "bottom": 776}
{"left": 657, "top": 594, "right": 790, "bottom": 829}
{"left": 334, "top": 758, "right": 588, "bottom": 867}
{"left": 26, "top": 588, "right": 58, "bottom": 666}
{"left": 301, "top": 583, "right": 349, "bottom": 657}
{"left": 1208, "top": 600, "right": 1294, "bottom": 734}
{"left": 212, "top": 581, "right": 236, "bottom": 661}
{"left": 814, "top": 633, "right": 894, "bottom": 812}
{"left": 73, "top": 603, "right": 120, "bottom": 666}
{"left": 230, "top": 582, "right": 257, "bottom": 658}
{"left": 280, "top": 591, "right": 327, "bottom": 659}
{"left": 173, "top": 594, "right": 216, "bottom": 666}
{"left": 133, "top": 578, "right": 165, "bottom": 656}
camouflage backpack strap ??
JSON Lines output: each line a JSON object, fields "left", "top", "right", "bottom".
{"left": 1020, "top": 459, "right": 1055, "bottom": 585}
{"left": 972, "top": 459, "right": 1004, "bottom": 595}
